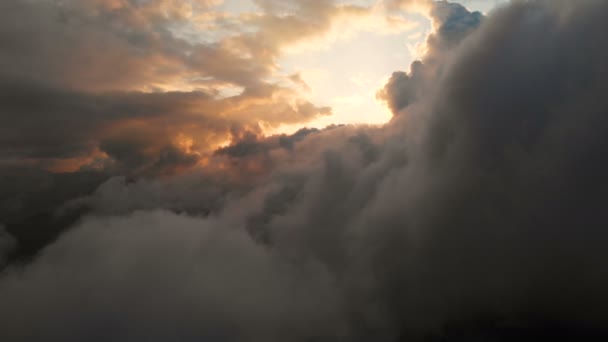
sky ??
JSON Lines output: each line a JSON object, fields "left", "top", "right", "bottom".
{"left": 273, "top": 0, "right": 508, "bottom": 131}
{"left": 0, "top": 0, "right": 508, "bottom": 173}
{"left": 1, "top": 0, "right": 608, "bottom": 341}
{"left": 167, "top": 0, "right": 509, "bottom": 134}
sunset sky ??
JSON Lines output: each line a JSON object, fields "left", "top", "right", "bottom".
{"left": 1, "top": 1, "right": 608, "bottom": 341}
{"left": 200, "top": 0, "right": 506, "bottom": 132}
{"left": 0, "top": 0, "right": 507, "bottom": 174}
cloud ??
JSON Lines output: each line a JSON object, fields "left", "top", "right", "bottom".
{"left": 2, "top": 0, "right": 608, "bottom": 341}
{"left": 0, "top": 225, "right": 17, "bottom": 266}
{"left": 377, "top": 60, "right": 425, "bottom": 114}
{"left": 0, "top": 78, "right": 331, "bottom": 174}
{"left": 0, "top": 0, "right": 347, "bottom": 173}
{"left": 0, "top": 211, "right": 349, "bottom": 341}
{"left": 378, "top": 0, "right": 483, "bottom": 115}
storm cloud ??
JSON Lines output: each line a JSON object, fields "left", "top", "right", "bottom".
{"left": 2, "top": 0, "right": 608, "bottom": 341}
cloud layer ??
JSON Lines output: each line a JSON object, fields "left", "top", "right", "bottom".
{"left": 2, "top": 0, "right": 608, "bottom": 341}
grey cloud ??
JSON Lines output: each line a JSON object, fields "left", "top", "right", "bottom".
{"left": 0, "top": 225, "right": 17, "bottom": 266}
{"left": 0, "top": 78, "right": 329, "bottom": 173}
{"left": 215, "top": 132, "right": 270, "bottom": 158}
{"left": 428, "top": 0, "right": 483, "bottom": 55}
{"left": 72, "top": 125, "right": 359, "bottom": 218}
{"left": 215, "top": 127, "right": 325, "bottom": 158}
{"left": 375, "top": 0, "right": 608, "bottom": 335}
{"left": 279, "top": 127, "right": 323, "bottom": 150}
{"left": 0, "top": 165, "right": 107, "bottom": 262}
{"left": 2, "top": 1, "right": 608, "bottom": 341}
{"left": 0, "top": 0, "right": 188, "bottom": 92}
{"left": 0, "top": 211, "right": 349, "bottom": 342}
{"left": 0, "top": 80, "right": 219, "bottom": 159}
{"left": 377, "top": 61, "right": 425, "bottom": 114}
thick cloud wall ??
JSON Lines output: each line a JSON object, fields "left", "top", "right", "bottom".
{"left": 2, "top": 0, "right": 608, "bottom": 341}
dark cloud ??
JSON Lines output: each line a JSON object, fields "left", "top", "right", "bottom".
{"left": 2, "top": 0, "right": 608, "bottom": 341}
{"left": 0, "top": 225, "right": 17, "bottom": 266}
{"left": 0, "top": 78, "right": 330, "bottom": 173}
{"left": 215, "top": 127, "right": 325, "bottom": 158}
{"left": 376, "top": 0, "right": 608, "bottom": 336}
{"left": 0, "top": 211, "right": 350, "bottom": 342}
{"left": 0, "top": 164, "right": 109, "bottom": 262}
{"left": 377, "top": 60, "right": 425, "bottom": 114}
{"left": 0, "top": 80, "right": 215, "bottom": 159}
{"left": 0, "top": 0, "right": 297, "bottom": 92}
{"left": 279, "top": 127, "right": 323, "bottom": 150}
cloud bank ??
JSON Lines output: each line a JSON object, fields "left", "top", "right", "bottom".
{"left": 2, "top": 0, "right": 608, "bottom": 341}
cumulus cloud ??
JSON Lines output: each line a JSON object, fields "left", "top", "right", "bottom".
{"left": 2, "top": 0, "right": 608, "bottom": 341}
{"left": 0, "top": 0, "right": 419, "bottom": 176}
{"left": 378, "top": 0, "right": 483, "bottom": 115}
{"left": 0, "top": 0, "right": 351, "bottom": 173}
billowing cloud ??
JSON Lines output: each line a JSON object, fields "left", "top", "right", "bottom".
{"left": 0, "top": 0, "right": 361, "bottom": 173}
{"left": 0, "top": 0, "right": 420, "bottom": 174}
{"left": 0, "top": 211, "right": 350, "bottom": 341}
{"left": 378, "top": 0, "right": 483, "bottom": 115}
{"left": 377, "top": 60, "right": 424, "bottom": 114}
{"left": 2, "top": 0, "right": 608, "bottom": 341}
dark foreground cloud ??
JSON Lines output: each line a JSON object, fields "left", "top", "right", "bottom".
{"left": 2, "top": 0, "right": 608, "bottom": 341}
{"left": 0, "top": 225, "right": 17, "bottom": 266}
